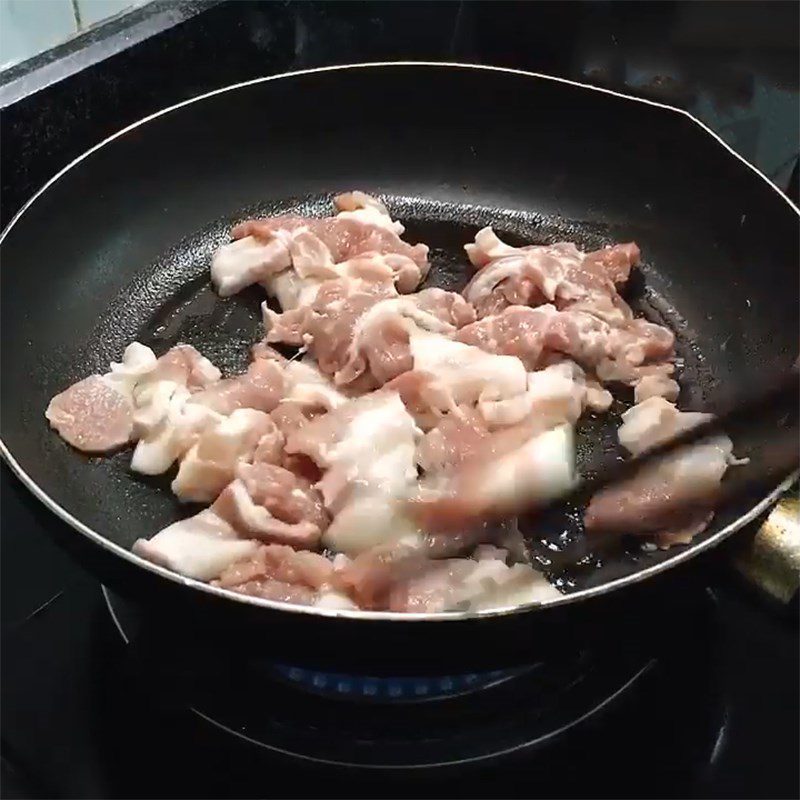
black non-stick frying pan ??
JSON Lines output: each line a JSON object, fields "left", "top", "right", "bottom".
{"left": 2, "top": 63, "right": 798, "bottom": 671}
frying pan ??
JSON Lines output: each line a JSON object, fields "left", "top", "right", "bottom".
{"left": 2, "top": 63, "right": 798, "bottom": 671}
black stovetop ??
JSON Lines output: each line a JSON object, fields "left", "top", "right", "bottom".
{"left": 1, "top": 2, "right": 798, "bottom": 798}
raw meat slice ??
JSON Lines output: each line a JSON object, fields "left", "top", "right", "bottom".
{"left": 383, "top": 329, "right": 530, "bottom": 429}
{"left": 171, "top": 408, "right": 278, "bottom": 502}
{"left": 583, "top": 439, "right": 732, "bottom": 537}
{"left": 463, "top": 228, "right": 640, "bottom": 321}
{"left": 232, "top": 215, "right": 428, "bottom": 271}
{"left": 264, "top": 280, "right": 477, "bottom": 389}
{"left": 286, "top": 391, "right": 422, "bottom": 554}
{"left": 130, "top": 386, "right": 222, "bottom": 475}
{"left": 476, "top": 362, "right": 589, "bottom": 430}
{"left": 412, "top": 424, "right": 576, "bottom": 532}
{"left": 214, "top": 542, "right": 349, "bottom": 605}
{"left": 46, "top": 375, "right": 134, "bottom": 453}
{"left": 217, "top": 542, "right": 336, "bottom": 590}
{"left": 135, "top": 467, "right": 329, "bottom": 579}
{"left": 615, "top": 396, "right": 712, "bottom": 456}
{"left": 212, "top": 462, "right": 328, "bottom": 549}
{"left": 415, "top": 407, "right": 490, "bottom": 473}
{"left": 212, "top": 195, "right": 429, "bottom": 298}
{"left": 146, "top": 344, "right": 222, "bottom": 391}
{"left": 584, "top": 397, "right": 737, "bottom": 545}
{"left": 188, "top": 357, "right": 287, "bottom": 415}
{"left": 211, "top": 233, "right": 293, "bottom": 297}
{"left": 411, "top": 287, "right": 477, "bottom": 329}
{"left": 132, "top": 509, "right": 259, "bottom": 581}
{"left": 458, "top": 303, "right": 676, "bottom": 399}
{"left": 333, "top": 190, "right": 405, "bottom": 235}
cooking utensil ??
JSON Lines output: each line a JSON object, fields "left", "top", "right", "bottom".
{"left": 2, "top": 63, "right": 797, "bottom": 669}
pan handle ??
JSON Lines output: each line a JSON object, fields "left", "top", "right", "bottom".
{"left": 726, "top": 485, "right": 799, "bottom": 612}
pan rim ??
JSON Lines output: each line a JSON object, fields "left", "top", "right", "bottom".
{"left": 1, "top": 61, "right": 798, "bottom": 623}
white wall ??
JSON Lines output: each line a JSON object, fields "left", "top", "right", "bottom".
{"left": 0, "top": 0, "right": 148, "bottom": 70}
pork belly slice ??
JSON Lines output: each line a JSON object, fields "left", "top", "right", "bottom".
{"left": 411, "top": 423, "right": 576, "bottom": 533}
{"left": 213, "top": 543, "right": 343, "bottom": 606}
{"left": 457, "top": 303, "right": 677, "bottom": 401}
{"left": 286, "top": 391, "right": 423, "bottom": 555}
{"left": 129, "top": 346, "right": 290, "bottom": 479}
{"left": 388, "top": 558, "right": 560, "bottom": 612}
{"left": 463, "top": 227, "right": 640, "bottom": 320}
{"left": 265, "top": 283, "right": 475, "bottom": 392}
{"left": 338, "top": 527, "right": 559, "bottom": 611}
{"left": 188, "top": 356, "right": 288, "bottom": 416}
{"left": 46, "top": 375, "right": 135, "bottom": 453}
{"left": 170, "top": 409, "right": 281, "bottom": 503}
{"left": 132, "top": 509, "right": 259, "bottom": 581}
{"left": 584, "top": 397, "right": 739, "bottom": 547}
{"left": 46, "top": 342, "right": 221, "bottom": 454}
{"left": 211, "top": 192, "right": 429, "bottom": 298}
{"left": 133, "top": 462, "right": 329, "bottom": 581}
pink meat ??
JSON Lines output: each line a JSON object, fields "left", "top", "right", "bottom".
{"left": 189, "top": 357, "right": 287, "bottom": 415}
{"left": 463, "top": 228, "right": 640, "bottom": 323}
{"left": 212, "top": 462, "right": 329, "bottom": 549}
{"left": 388, "top": 559, "right": 478, "bottom": 612}
{"left": 411, "top": 287, "right": 477, "bottom": 328}
{"left": 232, "top": 215, "right": 429, "bottom": 269}
{"left": 216, "top": 543, "right": 336, "bottom": 590}
{"left": 268, "top": 282, "right": 465, "bottom": 391}
{"left": 151, "top": 344, "right": 221, "bottom": 391}
{"left": 46, "top": 375, "right": 133, "bottom": 453}
{"left": 416, "top": 407, "right": 490, "bottom": 472}
{"left": 458, "top": 303, "right": 676, "bottom": 396}
{"left": 584, "top": 415, "right": 734, "bottom": 547}
{"left": 456, "top": 305, "right": 560, "bottom": 370}
{"left": 339, "top": 539, "right": 428, "bottom": 609}
{"left": 216, "top": 579, "right": 317, "bottom": 605}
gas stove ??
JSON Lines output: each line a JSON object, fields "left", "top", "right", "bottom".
{"left": 1, "top": 2, "right": 797, "bottom": 797}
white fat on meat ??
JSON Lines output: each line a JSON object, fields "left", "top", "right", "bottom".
{"left": 616, "top": 396, "right": 712, "bottom": 456}
{"left": 413, "top": 424, "right": 576, "bottom": 531}
{"left": 407, "top": 329, "right": 528, "bottom": 413}
{"left": 133, "top": 464, "right": 329, "bottom": 581}
{"left": 282, "top": 358, "right": 349, "bottom": 411}
{"left": 387, "top": 555, "right": 560, "bottom": 613}
{"left": 211, "top": 462, "right": 329, "bottom": 549}
{"left": 333, "top": 191, "right": 405, "bottom": 235}
{"left": 132, "top": 508, "right": 259, "bottom": 582}
{"left": 104, "top": 342, "right": 159, "bottom": 399}
{"left": 477, "top": 362, "right": 595, "bottom": 430}
{"left": 211, "top": 232, "right": 293, "bottom": 297}
{"left": 171, "top": 408, "right": 278, "bottom": 503}
{"left": 212, "top": 197, "right": 429, "bottom": 299}
{"left": 286, "top": 391, "right": 423, "bottom": 555}
{"left": 131, "top": 385, "right": 222, "bottom": 475}
{"left": 268, "top": 285, "right": 477, "bottom": 389}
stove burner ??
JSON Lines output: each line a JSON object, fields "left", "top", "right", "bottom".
{"left": 270, "top": 662, "right": 535, "bottom": 702}
{"left": 101, "top": 587, "right": 691, "bottom": 769}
